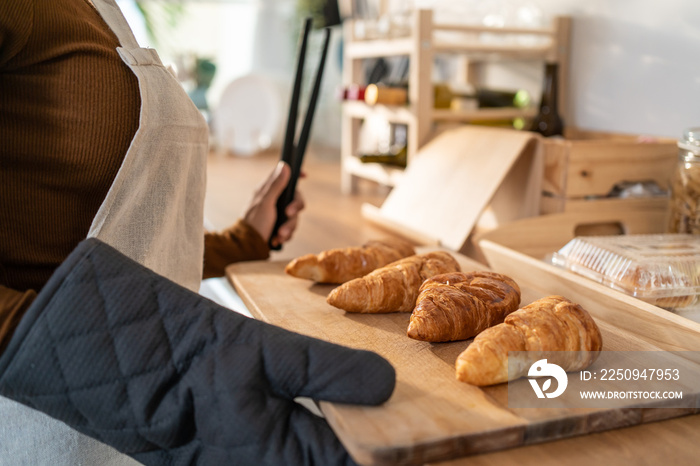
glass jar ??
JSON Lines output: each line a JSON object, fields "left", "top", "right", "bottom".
{"left": 669, "top": 127, "right": 700, "bottom": 233}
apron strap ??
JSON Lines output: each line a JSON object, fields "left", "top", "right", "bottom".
{"left": 91, "top": 0, "right": 142, "bottom": 50}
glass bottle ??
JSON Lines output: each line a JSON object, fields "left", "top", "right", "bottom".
{"left": 359, "top": 123, "right": 407, "bottom": 167}
{"left": 364, "top": 82, "right": 530, "bottom": 110}
{"left": 359, "top": 145, "right": 407, "bottom": 167}
{"left": 433, "top": 84, "right": 531, "bottom": 110}
{"left": 669, "top": 127, "right": 700, "bottom": 234}
{"left": 528, "top": 62, "right": 564, "bottom": 137}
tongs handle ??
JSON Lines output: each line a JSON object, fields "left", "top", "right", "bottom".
{"left": 269, "top": 20, "right": 331, "bottom": 250}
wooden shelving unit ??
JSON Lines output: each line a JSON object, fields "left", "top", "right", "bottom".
{"left": 340, "top": 9, "right": 571, "bottom": 194}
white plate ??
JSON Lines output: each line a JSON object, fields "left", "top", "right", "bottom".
{"left": 213, "top": 74, "right": 284, "bottom": 156}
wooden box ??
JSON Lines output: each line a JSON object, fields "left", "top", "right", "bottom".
{"left": 477, "top": 208, "right": 700, "bottom": 352}
{"left": 540, "top": 128, "right": 677, "bottom": 214}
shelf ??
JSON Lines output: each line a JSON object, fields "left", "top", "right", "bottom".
{"left": 345, "top": 38, "right": 413, "bottom": 58}
{"left": 432, "top": 40, "right": 553, "bottom": 59}
{"left": 432, "top": 22, "right": 556, "bottom": 59}
{"left": 343, "top": 101, "right": 536, "bottom": 123}
{"left": 343, "top": 101, "right": 415, "bottom": 124}
{"left": 434, "top": 23, "right": 557, "bottom": 36}
{"left": 345, "top": 21, "right": 558, "bottom": 60}
{"left": 346, "top": 36, "right": 555, "bottom": 60}
{"left": 340, "top": 10, "right": 571, "bottom": 195}
{"left": 343, "top": 155, "right": 405, "bottom": 188}
{"left": 432, "top": 107, "right": 537, "bottom": 122}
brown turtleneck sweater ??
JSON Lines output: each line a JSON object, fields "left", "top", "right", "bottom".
{"left": 0, "top": 0, "right": 269, "bottom": 354}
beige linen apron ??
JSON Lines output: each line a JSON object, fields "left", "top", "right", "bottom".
{"left": 0, "top": 1, "right": 209, "bottom": 463}
{"left": 87, "top": 0, "right": 208, "bottom": 291}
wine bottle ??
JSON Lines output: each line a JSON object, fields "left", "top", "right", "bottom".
{"left": 364, "top": 84, "right": 408, "bottom": 106}
{"left": 434, "top": 84, "right": 531, "bottom": 110}
{"left": 364, "top": 82, "right": 530, "bottom": 110}
{"left": 358, "top": 122, "right": 407, "bottom": 167}
{"left": 335, "top": 84, "right": 366, "bottom": 101}
{"left": 528, "top": 62, "right": 564, "bottom": 137}
{"left": 359, "top": 145, "right": 407, "bottom": 167}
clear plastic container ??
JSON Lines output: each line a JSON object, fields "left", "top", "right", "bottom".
{"left": 550, "top": 234, "right": 700, "bottom": 314}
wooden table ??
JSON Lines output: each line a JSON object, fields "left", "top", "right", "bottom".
{"left": 206, "top": 149, "right": 700, "bottom": 465}
{"left": 430, "top": 413, "right": 700, "bottom": 466}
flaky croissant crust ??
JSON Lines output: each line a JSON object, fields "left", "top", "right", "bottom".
{"left": 407, "top": 271, "right": 521, "bottom": 342}
{"left": 326, "top": 251, "right": 461, "bottom": 313}
{"left": 284, "top": 238, "right": 416, "bottom": 283}
{"left": 456, "top": 295, "right": 603, "bottom": 386}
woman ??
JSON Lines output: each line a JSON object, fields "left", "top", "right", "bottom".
{"left": 0, "top": 1, "right": 395, "bottom": 464}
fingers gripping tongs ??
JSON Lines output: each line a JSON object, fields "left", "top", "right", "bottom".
{"left": 269, "top": 18, "right": 331, "bottom": 250}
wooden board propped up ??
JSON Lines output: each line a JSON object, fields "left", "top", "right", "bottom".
{"left": 362, "top": 126, "right": 542, "bottom": 251}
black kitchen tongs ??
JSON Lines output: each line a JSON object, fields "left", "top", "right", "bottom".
{"left": 269, "top": 17, "right": 331, "bottom": 250}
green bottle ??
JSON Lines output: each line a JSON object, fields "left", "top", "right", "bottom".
{"left": 359, "top": 145, "right": 407, "bottom": 168}
{"left": 528, "top": 62, "right": 564, "bottom": 137}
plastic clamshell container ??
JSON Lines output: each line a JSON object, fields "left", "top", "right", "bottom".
{"left": 550, "top": 234, "right": 700, "bottom": 312}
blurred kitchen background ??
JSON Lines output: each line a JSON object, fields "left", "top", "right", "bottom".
{"left": 117, "top": 0, "right": 700, "bottom": 156}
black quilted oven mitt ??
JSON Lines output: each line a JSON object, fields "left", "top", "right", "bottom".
{"left": 0, "top": 238, "right": 396, "bottom": 466}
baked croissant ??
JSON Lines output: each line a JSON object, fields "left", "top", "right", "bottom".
{"left": 326, "top": 251, "right": 461, "bottom": 313}
{"left": 285, "top": 238, "right": 416, "bottom": 284}
{"left": 407, "top": 271, "right": 521, "bottom": 342}
{"left": 456, "top": 295, "right": 603, "bottom": 386}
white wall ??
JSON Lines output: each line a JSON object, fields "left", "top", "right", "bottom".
{"left": 532, "top": 0, "right": 700, "bottom": 138}
{"left": 119, "top": 0, "right": 700, "bottom": 147}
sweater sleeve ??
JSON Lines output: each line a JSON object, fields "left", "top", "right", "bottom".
{"left": 0, "top": 0, "right": 36, "bottom": 357}
{"left": 0, "top": 0, "right": 33, "bottom": 68}
{"left": 0, "top": 0, "right": 36, "bottom": 354}
{"left": 0, "top": 286, "right": 36, "bottom": 356}
{"left": 202, "top": 219, "right": 270, "bottom": 279}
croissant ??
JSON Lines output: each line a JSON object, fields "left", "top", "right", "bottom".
{"left": 285, "top": 238, "right": 416, "bottom": 284}
{"left": 456, "top": 295, "right": 603, "bottom": 386}
{"left": 407, "top": 271, "right": 521, "bottom": 342}
{"left": 326, "top": 251, "right": 461, "bottom": 313}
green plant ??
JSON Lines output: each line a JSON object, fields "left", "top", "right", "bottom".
{"left": 134, "top": 0, "right": 186, "bottom": 47}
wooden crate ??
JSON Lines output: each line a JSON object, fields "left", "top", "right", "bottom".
{"left": 540, "top": 128, "right": 677, "bottom": 214}
{"left": 477, "top": 208, "right": 700, "bottom": 352}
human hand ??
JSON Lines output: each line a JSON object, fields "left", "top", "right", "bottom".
{"left": 0, "top": 239, "right": 395, "bottom": 466}
{"left": 244, "top": 161, "right": 305, "bottom": 249}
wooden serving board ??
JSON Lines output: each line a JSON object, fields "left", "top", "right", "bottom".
{"left": 226, "top": 250, "right": 699, "bottom": 465}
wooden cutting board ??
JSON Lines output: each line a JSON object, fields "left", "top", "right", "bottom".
{"left": 226, "top": 250, "right": 699, "bottom": 465}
